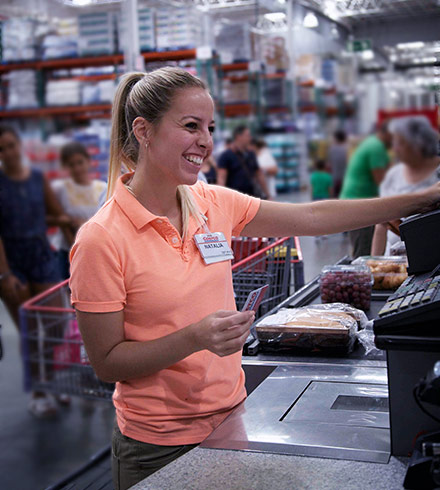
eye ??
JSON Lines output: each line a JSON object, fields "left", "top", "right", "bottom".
{"left": 209, "top": 126, "right": 215, "bottom": 134}
{"left": 185, "top": 122, "right": 198, "bottom": 130}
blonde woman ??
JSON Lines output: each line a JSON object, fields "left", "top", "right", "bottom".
{"left": 69, "top": 67, "right": 440, "bottom": 490}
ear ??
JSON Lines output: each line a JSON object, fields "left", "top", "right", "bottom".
{"left": 132, "top": 117, "right": 151, "bottom": 146}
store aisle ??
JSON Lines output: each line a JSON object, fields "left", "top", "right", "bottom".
{"left": 0, "top": 191, "right": 349, "bottom": 490}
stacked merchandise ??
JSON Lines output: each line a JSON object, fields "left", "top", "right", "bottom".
{"left": 215, "top": 22, "right": 252, "bottom": 63}
{"left": 222, "top": 73, "right": 250, "bottom": 105}
{"left": 118, "top": 7, "right": 155, "bottom": 52}
{"left": 1, "top": 18, "right": 39, "bottom": 62}
{"left": 266, "top": 133, "right": 302, "bottom": 192}
{"left": 41, "top": 18, "right": 79, "bottom": 60}
{"left": 77, "top": 12, "right": 115, "bottom": 56}
{"left": 155, "top": 6, "right": 200, "bottom": 51}
{"left": 82, "top": 79, "right": 115, "bottom": 105}
{"left": 46, "top": 80, "right": 81, "bottom": 106}
{"left": 5, "top": 70, "right": 39, "bottom": 109}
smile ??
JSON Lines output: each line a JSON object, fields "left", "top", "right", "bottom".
{"left": 184, "top": 155, "right": 204, "bottom": 166}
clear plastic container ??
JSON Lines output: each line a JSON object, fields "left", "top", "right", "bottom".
{"left": 353, "top": 256, "right": 408, "bottom": 290}
{"left": 319, "top": 264, "right": 373, "bottom": 311}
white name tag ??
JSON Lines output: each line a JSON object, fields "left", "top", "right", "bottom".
{"left": 194, "top": 232, "right": 234, "bottom": 265}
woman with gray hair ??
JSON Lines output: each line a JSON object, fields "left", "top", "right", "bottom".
{"left": 371, "top": 116, "right": 440, "bottom": 255}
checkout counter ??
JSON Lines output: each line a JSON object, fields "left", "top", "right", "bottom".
{"left": 133, "top": 210, "right": 440, "bottom": 490}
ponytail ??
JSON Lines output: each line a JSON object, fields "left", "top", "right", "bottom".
{"left": 107, "top": 72, "right": 145, "bottom": 199}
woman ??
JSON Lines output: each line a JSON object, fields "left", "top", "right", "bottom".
{"left": 51, "top": 141, "right": 107, "bottom": 279}
{"left": 0, "top": 125, "right": 73, "bottom": 417}
{"left": 69, "top": 68, "right": 440, "bottom": 490}
{"left": 249, "top": 138, "right": 278, "bottom": 199}
{"left": 371, "top": 116, "right": 440, "bottom": 256}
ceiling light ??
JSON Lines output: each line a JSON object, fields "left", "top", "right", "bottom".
{"left": 422, "top": 57, "right": 437, "bottom": 63}
{"left": 389, "top": 54, "right": 398, "bottom": 62}
{"left": 264, "top": 12, "right": 286, "bottom": 22}
{"left": 277, "top": 0, "right": 286, "bottom": 4}
{"left": 303, "top": 12, "right": 318, "bottom": 28}
{"left": 70, "top": 0, "right": 92, "bottom": 4}
{"left": 397, "top": 41, "right": 425, "bottom": 50}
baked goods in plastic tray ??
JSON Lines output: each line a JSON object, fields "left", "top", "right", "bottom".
{"left": 319, "top": 264, "right": 373, "bottom": 311}
{"left": 255, "top": 303, "right": 367, "bottom": 354}
{"left": 353, "top": 256, "right": 408, "bottom": 290}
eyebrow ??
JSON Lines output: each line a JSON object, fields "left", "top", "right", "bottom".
{"left": 181, "top": 115, "right": 215, "bottom": 125}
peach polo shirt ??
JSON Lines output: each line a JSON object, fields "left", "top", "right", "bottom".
{"left": 69, "top": 173, "right": 260, "bottom": 445}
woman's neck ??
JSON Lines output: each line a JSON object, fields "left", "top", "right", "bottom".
{"left": 403, "top": 157, "right": 439, "bottom": 184}
{"left": 127, "top": 166, "right": 181, "bottom": 220}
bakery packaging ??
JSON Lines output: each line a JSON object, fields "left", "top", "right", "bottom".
{"left": 353, "top": 256, "right": 408, "bottom": 290}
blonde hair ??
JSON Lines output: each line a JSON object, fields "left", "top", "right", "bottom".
{"left": 107, "top": 67, "right": 208, "bottom": 237}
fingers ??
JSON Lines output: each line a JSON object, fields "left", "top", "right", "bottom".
{"left": 216, "top": 311, "right": 255, "bottom": 331}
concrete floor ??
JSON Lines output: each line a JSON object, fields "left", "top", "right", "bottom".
{"left": 0, "top": 190, "right": 350, "bottom": 490}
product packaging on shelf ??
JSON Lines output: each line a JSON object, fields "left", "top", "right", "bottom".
{"left": 319, "top": 264, "right": 373, "bottom": 311}
{"left": 255, "top": 303, "right": 368, "bottom": 354}
{"left": 353, "top": 256, "right": 408, "bottom": 290}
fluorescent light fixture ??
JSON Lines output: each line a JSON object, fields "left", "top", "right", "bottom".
{"left": 422, "top": 57, "right": 437, "bottom": 63}
{"left": 264, "top": 12, "right": 286, "bottom": 22}
{"left": 71, "top": 0, "right": 92, "bottom": 4}
{"left": 362, "top": 50, "right": 374, "bottom": 61}
{"left": 303, "top": 12, "right": 318, "bottom": 28}
{"left": 397, "top": 41, "right": 425, "bottom": 50}
{"left": 389, "top": 54, "right": 398, "bottom": 62}
{"left": 277, "top": 0, "right": 286, "bottom": 4}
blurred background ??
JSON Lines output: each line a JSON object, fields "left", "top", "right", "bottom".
{"left": 0, "top": 0, "right": 439, "bottom": 488}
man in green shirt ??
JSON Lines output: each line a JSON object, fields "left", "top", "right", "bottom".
{"left": 340, "top": 121, "right": 392, "bottom": 258}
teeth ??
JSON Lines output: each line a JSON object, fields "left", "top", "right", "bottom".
{"left": 185, "top": 155, "right": 203, "bottom": 165}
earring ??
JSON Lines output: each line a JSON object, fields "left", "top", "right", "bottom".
{"left": 145, "top": 141, "right": 149, "bottom": 149}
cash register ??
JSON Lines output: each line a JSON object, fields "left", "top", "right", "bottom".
{"left": 374, "top": 208, "right": 440, "bottom": 338}
{"left": 372, "top": 208, "right": 440, "bottom": 468}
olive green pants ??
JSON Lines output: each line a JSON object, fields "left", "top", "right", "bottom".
{"left": 349, "top": 225, "right": 375, "bottom": 259}
{"left": 111, "top": 424, "right": 198, "bottom": 490}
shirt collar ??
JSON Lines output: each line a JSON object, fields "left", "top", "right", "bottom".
{"left": 113, "top": 173, "right": 210, "bottom": 231}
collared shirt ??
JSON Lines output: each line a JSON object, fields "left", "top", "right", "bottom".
{"left": 69, "top": 173, "right": 260, "bottom": 445}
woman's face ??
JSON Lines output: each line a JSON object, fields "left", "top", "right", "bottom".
{"left": 393, "top": 133, "right": 420, "bottom": 165}
{"left": 65, "top": 153, "right": 90, "bottom": 185}
{"left": 0, "top": 131, "right": 22, "bottom": 169}
{"left": 146, "top": 88, "right": 215, "bottom": 186}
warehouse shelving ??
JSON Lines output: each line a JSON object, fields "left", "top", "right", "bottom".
{"left": 0, "top": 49, "right": 197, "bottom": 120}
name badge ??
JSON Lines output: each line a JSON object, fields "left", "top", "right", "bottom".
{"left": 194, "top": 232, "right": 234, "bottom": 265}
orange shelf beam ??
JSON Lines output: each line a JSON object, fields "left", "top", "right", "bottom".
{"left": 223, "top": 103, "right": 253, "bottom": 117}
{"left": 0, "top": 104, "right": 112, "bottom": 118}
{"left": 219, "top": 62, "right": 249, "bottom": 73}
{"left": 0, "top": 49, "right": 197, "bottom": 73}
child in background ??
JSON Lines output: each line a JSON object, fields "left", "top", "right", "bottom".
{"left": 310, "top": 159, "right": 334, "bottom": 201}
{"left": 51, "top": 142, "right": 107, "bottom": 279}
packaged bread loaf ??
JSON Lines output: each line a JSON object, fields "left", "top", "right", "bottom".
{"left": 255, "top": 303, "right": 366, "bottom": 354}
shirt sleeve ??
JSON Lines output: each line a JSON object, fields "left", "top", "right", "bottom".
{"left": 201, "top": 183, "right": 261, "bottom": 236}
{"left": 368, "top": 143, "right": 390, "bottom": 170}
{"left": 69, "top": 221, "right": 126, "bottom": 312}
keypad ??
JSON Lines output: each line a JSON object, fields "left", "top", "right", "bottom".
{"left": 379, "top": 274, "right": 440, "bottom": 317}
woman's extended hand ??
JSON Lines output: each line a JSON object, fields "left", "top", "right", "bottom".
{"left": 191, "top": 310, "right": 255, "bottom": 357}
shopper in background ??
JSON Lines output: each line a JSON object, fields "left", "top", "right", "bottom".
{"left": 51, "top": 141, "right": 107, "bottom": 279}
{"left": 0, "top": 125, "right": 73, "bottom": 418}
{"left": 69, "top": 68, "right": 440, "bottom": 490}
{"left": 310, "top": 159, "right": 334, "bottom": 200}
{"left": 249, "top": 138, "right": 278, "bottom": 198}
{"left": 200, "top": 155, "right": 217, "bottom": 184}
{"left": 340, "top": 120, "right": 392, "bottom": 258}
{"left": 217, "top": 125, "right": 271, "bottom": 199}
{"left": 327, "top": 129, "right": 348, "bottom": 197}
{"left": 371, "top": 116, "right": 440, "bottom": 256}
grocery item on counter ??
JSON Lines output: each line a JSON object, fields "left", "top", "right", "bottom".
{"left": 319, "top": 264, "right": 373, "bottom": 311}
{"left": 353, "top": 256, "right": 408, "bottom": 290}
{"left": 255, "top": 303, "right": 367, "bottom": 354}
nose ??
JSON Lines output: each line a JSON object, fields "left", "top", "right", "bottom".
{"left": 198, "top": 128, "right": 213, "bottom": 153}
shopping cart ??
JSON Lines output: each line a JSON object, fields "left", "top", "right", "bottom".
{"left": 231, "top": 236, "right": 304, "bottom": 318}
{"left": 19, "top": 236, "right": 303, "bottom": 399}
{"left": 19, "top": 282, "right": 114, "bottom": 401}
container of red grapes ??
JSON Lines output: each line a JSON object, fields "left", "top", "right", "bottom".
{"left": 319, "top": 265, "right": 374, "bottom": 311}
